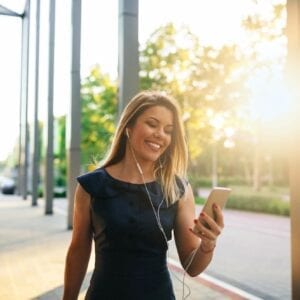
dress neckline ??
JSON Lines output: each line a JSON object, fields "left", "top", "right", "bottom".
{"left": 102, "top": 167, "right": 157, "bottom": 186}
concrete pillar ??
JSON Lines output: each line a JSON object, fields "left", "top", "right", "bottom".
{"left": 44, "top": 0, "right": 55, "bottom": 214}
{"left": 286, "top": 1, "right": 300, "bottom": 299}
{"left": 31, "top": 0, "right": 41, "bottom": 206}
{"left": 118, "top": 0, "right": 139, "bottom": 114}
{"left": 19, "top": 0, "right": 30, "bottom": 200}
{"left": 66, "top": 0, "right": 82, "bottom": 229}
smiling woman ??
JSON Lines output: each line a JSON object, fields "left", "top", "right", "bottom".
{"left": 63, "top": 90, "right": 226, "bottom": 300}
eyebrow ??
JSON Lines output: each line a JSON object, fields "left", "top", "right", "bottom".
{"left": 148, "top": 116, "right": 174, "bottom": 127}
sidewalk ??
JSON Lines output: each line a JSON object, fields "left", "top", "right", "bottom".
{"left": 0, "top": 195, "right": 251, "bottom": 300}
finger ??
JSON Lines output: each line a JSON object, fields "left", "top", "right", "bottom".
{"left": 193, "top": 219, "right": 216, "bottom": 240}
{"left": 213, "top": 203, "right": 224, "bottom": 228}
{"left": 189, "top": 227, "right": 211, "bottom": 242}
{"left": 198, "top": 213, "right": 222, "bottom": 236}
{"left": 189, "top": 227, "right": 206, "bottom": 239}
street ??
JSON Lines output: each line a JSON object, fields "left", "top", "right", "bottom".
{"left": 0, "top": 195, "right": 238, "bottom": 300}
{"left": 0, "top": 195, "right": 291, "bottom": 299}
{"left": 169, "top": 207, "right": 291, "bottom": 299}
{"left": 54, "top": 198, "right": 291, "bottom": 299}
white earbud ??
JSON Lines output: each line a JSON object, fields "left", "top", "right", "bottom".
{"left": 126, "top": 128, "right": 130, "bottom": 138}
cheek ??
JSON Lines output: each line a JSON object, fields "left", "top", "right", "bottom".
{"left": 162, "top": 137, "right": 172, "bottom": 153}
{"left": 133, "top": 124, "right": 152, "bottom": 140}
{"left": 167, "top": 134, "right": 173, "bottom": 146}
{"left": 135, "top": 127, "right": 150, "bottom": 140}
{"left": 131, "top": 129, "right": 148, "bottom": 146}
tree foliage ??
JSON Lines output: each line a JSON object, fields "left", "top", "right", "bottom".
{"left": 80, "top": 65, "right": 117, "bottom": 169}
{"left": 139, "top": 23, "right": 248, "bottom": 175}
{"left": 75, "top": 4, "right": 287, "bottom": 187}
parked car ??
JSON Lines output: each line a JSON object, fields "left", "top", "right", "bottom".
{"left": 1, "top": 177, "right": 16, "bottom": 195}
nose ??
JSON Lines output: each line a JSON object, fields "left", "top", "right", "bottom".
{"left": 153, "top": 128, "right": 164, "bottom": 138}
{"left": 153, "top": 131, "right": 160, "bottom": 138}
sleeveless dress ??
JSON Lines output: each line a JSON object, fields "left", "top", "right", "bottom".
{"left": 77, "top": 167, "right": 184, "bottom": 300}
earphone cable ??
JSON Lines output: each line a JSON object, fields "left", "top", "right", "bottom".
{"left": 143, "top": 176, "right": 194, "bottom": 300}
{"left": 128, "top": 140, "right": 194, "bottom": 299}
{"left": 140, "top": 166, "right": 197, "bottom": 300}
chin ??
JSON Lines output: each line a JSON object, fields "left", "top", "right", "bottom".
{"left": 138, "top": 147, "right": 165, "bottom": 164}
{"left": 141, "top": 153, "right": 161, "bottom": 164}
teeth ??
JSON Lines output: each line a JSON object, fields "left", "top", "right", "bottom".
{"left": 147, "top": 142, "right": 161, "bottom": 149}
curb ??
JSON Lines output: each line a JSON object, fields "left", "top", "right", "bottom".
{"left": 167, "top": 257, "right": 263, "bottom": 300}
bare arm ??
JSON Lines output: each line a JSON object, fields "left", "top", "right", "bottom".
{"left": 174, "top": 184, "right": 224, "bottom": 277}
{"left": 63, "top": 184, "right": 93, "bottom": 300}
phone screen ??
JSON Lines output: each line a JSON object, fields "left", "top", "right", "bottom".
{"left": 193, "top": 187, "right": 231, "bottom": 230}
{"left": 202, "top": 187, "right": 231, "bottom": 220}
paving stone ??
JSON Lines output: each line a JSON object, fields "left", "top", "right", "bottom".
{"left": 0, "top": 195, "right": 249, "bottom": 300}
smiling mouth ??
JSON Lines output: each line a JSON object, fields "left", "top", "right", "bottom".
{"left": 146, "top": 141, "right": 161, "bottom": 151}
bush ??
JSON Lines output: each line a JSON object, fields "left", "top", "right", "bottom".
{"left": 38, "top": 185, "right": 66, "bottom": 198}
{"left": 188, "top": 176, "right": 248, "bottom": 190}
{"left": 194, "top": 185, "right": 290, "bottom": 216}
{"left": 188, "top": 176, "right": 212, "bottom": 188}
{"left": 226, "top": 194, "right": 289, "bottom": 216}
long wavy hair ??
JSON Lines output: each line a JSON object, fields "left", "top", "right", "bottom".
{"left": 102, "top": 90, "right": 188, "bottom": 205}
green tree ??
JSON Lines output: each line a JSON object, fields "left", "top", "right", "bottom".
{"left": 139, "top": 23, "right": 248, "bottom": 181}
{"left": 80, "top": 65, "right": 117, "bottom": 169}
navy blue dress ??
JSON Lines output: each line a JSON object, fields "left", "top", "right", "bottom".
{"left": 77, "top": 167, "right": 184, "bottom": 300}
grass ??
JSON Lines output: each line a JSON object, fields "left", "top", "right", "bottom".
{"left": 195, "top": 185, "right": 290, "bottom": 216}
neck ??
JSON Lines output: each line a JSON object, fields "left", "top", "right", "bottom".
{"left": 124, "top": 153, "right": 155, "bottom": 181}
{"left": 107, "top": 153, "right": 155, "bottom": 184}
{"left": 123, "top": 143, "right": 156, "bottom": 181}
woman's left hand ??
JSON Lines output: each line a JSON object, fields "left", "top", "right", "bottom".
{"left": 190, "top": 203, "right": 224, "bottom": 252}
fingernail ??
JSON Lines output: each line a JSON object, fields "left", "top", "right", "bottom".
{"left": 213, "top": 203, "right": 217, "bottom": 209}
{"left": 200, "top": 212, "right": 205, "bottom": 217}
{"left": 194, "top": 219, "right": 198, "bottom": 224}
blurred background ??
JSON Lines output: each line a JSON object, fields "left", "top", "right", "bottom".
{"left": 1, "top": 0, "right": 298, "bottom": 299}
{"left": 0, "top": 0, "right": 290, "bottom": 213}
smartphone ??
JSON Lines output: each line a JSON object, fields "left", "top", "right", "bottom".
{"left": 194, "top": 187, "right": 231, "bottom": 229}
{"left": 201, "top": 187, "right": 231, "bottom": 220}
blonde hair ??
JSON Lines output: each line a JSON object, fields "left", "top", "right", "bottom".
{"left": 102, "top": 90, "right": 188, "bottom": 205}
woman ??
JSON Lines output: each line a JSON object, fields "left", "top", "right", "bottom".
{"left": 63, "top": 90, "right": 224, "bottom": 300}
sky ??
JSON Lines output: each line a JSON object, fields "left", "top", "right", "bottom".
{"left": 0, "top": 0, "right": 280, "bottom": 162}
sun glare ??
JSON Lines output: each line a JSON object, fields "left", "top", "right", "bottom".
{"left": 0, "top": 0, "right": 289, "bottom": 162}
{"left": 248, "top": 75, "right": 291, "bottom": 123}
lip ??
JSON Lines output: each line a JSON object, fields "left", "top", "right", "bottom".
{"left": 145, "top": 141, "right": 162, "bottom": 151}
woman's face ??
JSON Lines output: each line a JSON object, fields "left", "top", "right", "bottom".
{"left": 127, "top": 105, "right": 174, "bottom": 164}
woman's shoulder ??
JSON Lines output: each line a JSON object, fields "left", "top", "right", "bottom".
{"left": 77, "top": 167, "right": 106, "bottom": 196}
{"left": 77, "top": 166, "right": 106, "bottom": 180}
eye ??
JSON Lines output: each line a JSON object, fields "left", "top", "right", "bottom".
{"left": 146, "top": 121, "right": 157, "bottom": 128}
{"left": 165, "top": 130, "right": 172, "bottom": 135}
{"left": 165, "top": 126, "right": 174, "bottom": 135}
